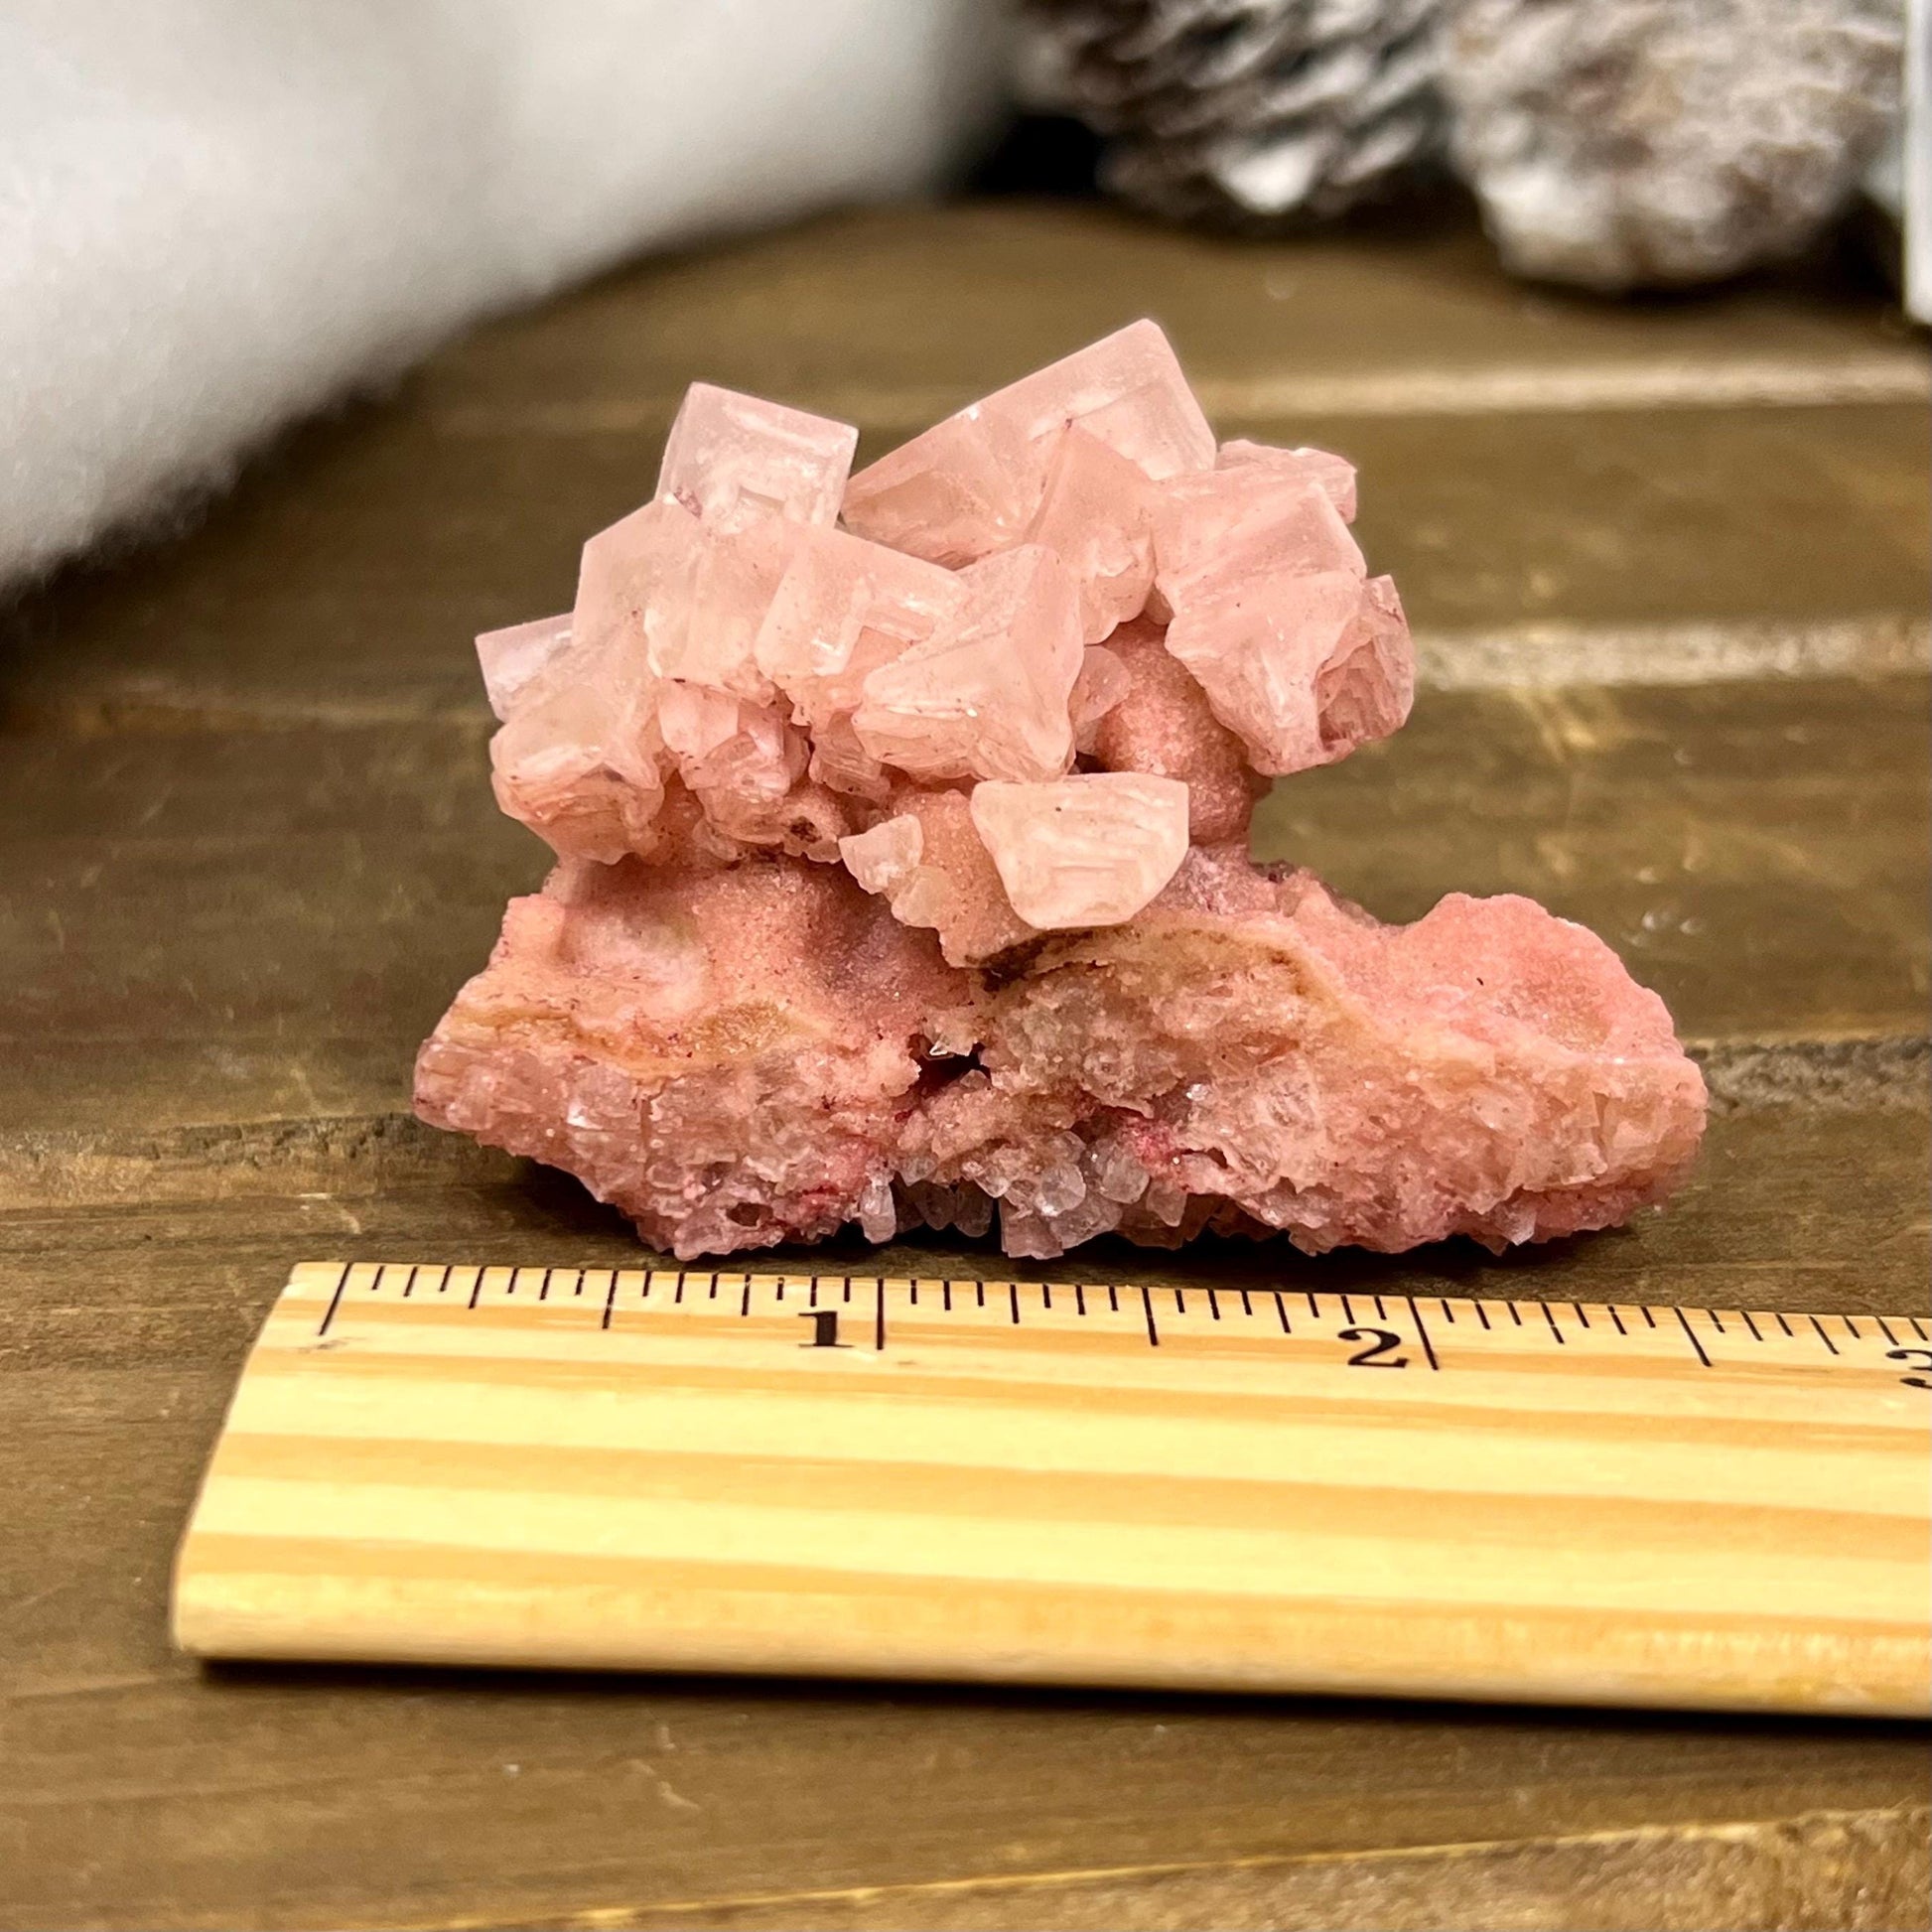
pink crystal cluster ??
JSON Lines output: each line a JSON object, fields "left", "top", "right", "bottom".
{"left": 421, "top": 324, "right": 1706, "bottom": 1260}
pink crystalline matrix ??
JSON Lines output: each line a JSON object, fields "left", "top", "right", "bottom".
{"left": 421, "top": 323, "right": 1706, "bottom": 1261}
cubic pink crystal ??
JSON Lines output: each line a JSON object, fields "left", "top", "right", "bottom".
{"left": 487, "top": 613, "right": 663, "bottom": 866}
{"left": 1025, "top": 426, "right": 1158, "bottom": 643}
{"left": 477, "top": 614, "right": 572, "bottom": 721}
{"left": 1216, "top": 439, "right": 1358, "bottom": 523}
{"left": 853, "top": 545, "right": 1083, "bottom": 783}
{"left": 970, "top": 774, "right": 1189, "bottom": 929}
{"left": 842, "top": 320, "right": 1214, "bottom": 567}
{"left": 755, "top": 524, "right": 966, "bottom": 743}
{"left": 656, "top": 381, "right": 858, "bottom": 531}
{"left": 1165, "top": 569, "right": 1414, "bottom": 776}
{"left": 429, "top": 327, "right": 1706, "bottom": 1263}
{"left": 1150, "top": 466, "right": 1364, "bottom": 620}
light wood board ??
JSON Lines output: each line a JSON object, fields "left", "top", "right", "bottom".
{"left": 173, "top": 1261, "right": 1932, "bottom": 1717}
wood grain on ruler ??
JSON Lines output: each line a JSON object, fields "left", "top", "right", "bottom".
{"left": 173, "top": 1262, "right": 1932, "bottom": 1718}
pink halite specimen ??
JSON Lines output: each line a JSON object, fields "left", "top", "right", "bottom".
{"left": 424, "top": 323, "right": 1706, "bottom": 1261}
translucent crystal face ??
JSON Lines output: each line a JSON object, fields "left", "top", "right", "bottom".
{"left": 852, "top": 545, "right": 1083, "bottom": 784}
{"left": 430, "top": 328, "right": 1703, "bottom": 1263}
{"left": 1025, "top": 427, "right": 1157, "bottom": 644}
{"left": 969, "top": 774, "right": 1189, "bottom": 929}
{"left": 655, "top": 382, "right": 858, "bottom": 532}
{"left": 755, "top": 524, "right": 966, "bottom": 725}
{"left": 476, "top": 614, "right": 572, "bottom": 722}
{"left": 842, "top": 319, "right": 1215, "bottom": 566}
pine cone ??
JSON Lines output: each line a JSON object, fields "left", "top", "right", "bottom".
{"left": 1021, "top": 0, "right": 1446, "bottom": 227}
{"left": 1442, "top": 0, "right": 1907, "bottom": 289}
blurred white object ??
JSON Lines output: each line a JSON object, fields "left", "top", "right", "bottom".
{"left": 0, "top": 0, "right": 1009, "bottom": 590}
{"left": 1867, "top": 0, "right": 1931, "bottom": 318}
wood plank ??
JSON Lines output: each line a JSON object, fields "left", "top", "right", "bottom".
{"left": 487, "top": 1807, "right": 1931, "bottom": 1932}
{"left": 3, "top": 1098, "right": 1924, "bottom": 1382}
{"left": 415, "top": 205, "right": 1926, "bottom": 432}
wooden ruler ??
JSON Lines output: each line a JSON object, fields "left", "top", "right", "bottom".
{"left": 173, "top": 1261, "right": 1932, "bottom": 1716}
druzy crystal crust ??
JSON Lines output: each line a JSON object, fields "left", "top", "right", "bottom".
{"left": 422, "top": 323, "right": 1706, "bottom": 1260}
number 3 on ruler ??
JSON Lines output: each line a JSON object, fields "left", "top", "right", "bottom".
{"left": 1886, "top": 1347, "right": 1932, "bottom": 1390}
{"left": 1338, "top": 1325, "right": 1409, "bottom": 1369}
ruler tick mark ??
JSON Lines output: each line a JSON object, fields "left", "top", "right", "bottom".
{"left": 1508, "top": 1301, "right": 1524, "bottom": 1326}
{"left": 874, "top": 1280, "right": 887, "bottom": 1352}
{"left": 740, "top": 1278, "right": 752, "bottom": 1318}
{"left": 468, "top": 1271, "right": 484, "bottom": 1311}
{"left": 1810, "top": 1314, "right": 1840, "bottom": 1356}
{"left": 1841, "top": 1315, "right": 1863, "bottom": 1341}
{"left": 1407, "top": 1297, "right": 1442, "bottom": 1371}
{"left": 1340, "top": 1293, "right": 1356, "bottom": 1323}
{"left": 1676, "top": 1306, "right": 1712, "bottom": 1368}
{"left": 1542, "top": 1302, "right": 1567, "bottom": 1345}
{"left": 1440, "top": 1299, "right": 1456, "bottom": 1325}
{"left": 1608, "top": 1305, "right": 1627, "bottom": 1335}
{"left": 1141, "top": 1284, "right": 1161, "bottom": 1348}
{"left": 1274, "top": 1291, "right": 1291, "bottom": 1333}
{"left": 1740, "top": 1310, "right": 1763, "bottom": 1341}
{"left": 1009, "top": 1283, "right": 1020, "bottom": 1325}
{"left": 1571, "top": 1301, "right": 1589, "bottom": 1329}
{"left": 1208, "top": 1290, "right": 1221, "bottom": 1321}
{"left": 316, "top": 1263, "right": 352, "bottom": 1337}
{"left": 1876, "top": 1315, "right": 1900, "bottom": 1345}
{"left": 401, "top": 1266, "right": 418, "bottom": 1300}
{"left": 1641, "top": 1305, "right": 1657, "bottom": 1328}
{"left": 1372, "top": 1294, "right": 1387, "bottom": 1320}
{"left": 1474, "top": 1301, "right": 1491, "bottom": 1330}
{"left": 538, "top": 1269, "right": 552, "bottom": 1303}
{"left": 1707, "top": 1308, "right": 1725, "bottom": 1333}
{"left": 601, "top": 1274, "right": 617, "bottom": 1330}
{"left": 1076, "top": 1285, "right": 1087, "bottom": 1316}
